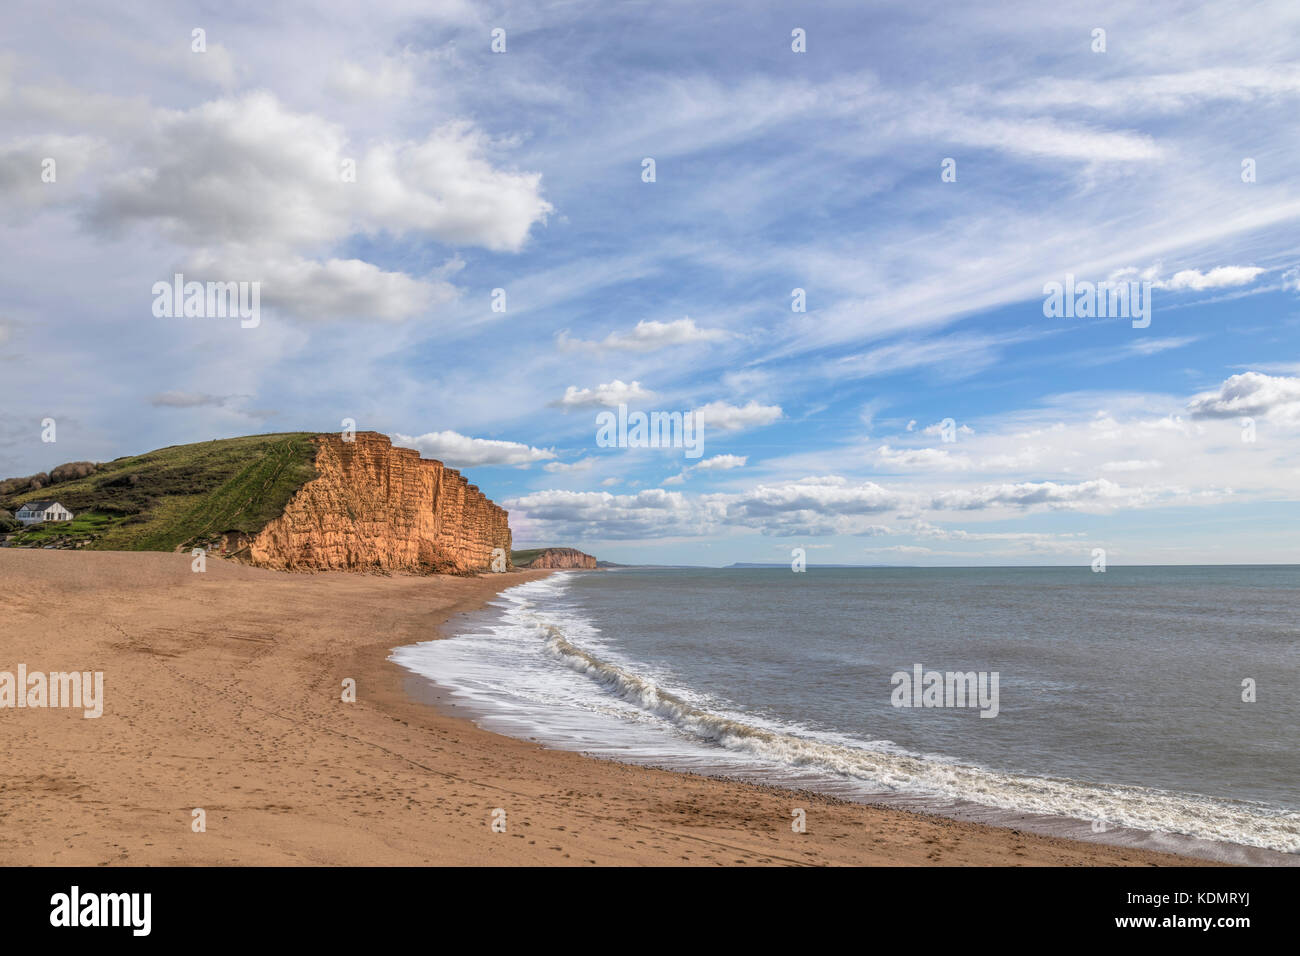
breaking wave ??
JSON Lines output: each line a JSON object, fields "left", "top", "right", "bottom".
{"left": 537, "top": 619, "right": 1300, "bottom": 854}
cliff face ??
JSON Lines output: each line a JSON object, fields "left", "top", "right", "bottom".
{"left": 248, "top": 432, "right": 511, "bottom": 574}
{"left": 520, "top": 547, "right": 596, "bottom": 570}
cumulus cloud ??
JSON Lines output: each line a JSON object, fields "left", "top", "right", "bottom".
{"left": 693, "top": 399, "right": 782, "bottom": 431}
{"left": 558, "top": 317, "right": 729, "bottom": 352}
{"left": 660, "top": 453, "right": 748, "bottom": 486}
{"left": 1114, "top": 264, "right": 1267, "bottom": 291}
{"left": 0, "top": 134, "right": 101, "bottom": 215}
{"left": 723, "top": 477, "right": 907, "bottom": 535}
{"left": 181, "top": 249, "right": 456, "bottom": 321}
{"left": 875, "top": 445, "right": 972, "bottom": 470}
{"left": 910, "top": 519, "right": 1084, "bottom": 548}
{"left": 929, "top": 478, "right": 1168, "bottom": 512}
{"left": 91, "top": 94, "right": 551, "bottom": 253}
{"left": 552, "top": 379, "right": 655, "bottom": 409}
{"left": 1187, "top": 372, "right": 1300, "bottom": 423}
{"left": 504, "top": 487, "right": 712, "bottom": 539}
{"left": 19, "top": 92, "right": 551, "bottom": 324}
{"left": 1159, "top": 266, "right": 1266, "bottom": 291}
{"left": 393, "top": 430, "right": 555, "bottom": 468}
{"left": 508, "top": 462, "right": 1235, "bottom": 542}
{"left": 694, "top": 454, "right": 747, "bottom": 471}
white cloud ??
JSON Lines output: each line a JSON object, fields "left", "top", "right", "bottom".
{"left": 504, "top": 487, "right": 710, "bottom": 539}
{"left": 1126, "top": 336, "right": 1200, "bottom": 356}
{"left": 920, "top": 420, "right": 974, "bottom": 437}
{"left": 559, "top": 317, "right": 728, "bottom": 352}
{"left": 694, "top": 454, "right": 747, "bottom": 471}
{"left": 929, "top": 478, "right": 1169, "bottom": 512}
{"left": 662, "top": 453, "right": 748, "bottom": 485}
{"left": 1186, "top": 372, "right": 1300, "bottom": 422}
{"left": 393, "top": 430, "right": 555, "bottom": 468}
{"left": 91, "top": 95, "right": 551, "bottom": 254}
{"left": 1100, "top": 459, "right": 1163, "bottom": 472}
{"left": 994, "top": 67, "right": 1300, "bottom": 115}
{"left": 329, "top": 54, "right": 419, "bottom": 100}
{"left": 543, "top": 457, "right": 595, "bottom": 473}
{"left": 182, "top": 249, "right": 455, "bottom": 321}
{"left": 876, "top": 445, "right": 971, "bottom": 471}
{"left": 693, "top": 399, "right": 782, "bottom": 431}
{"left": 1159, "top": 266, "right": 1266, "bottom": 291}
{"left": 1114, "top": 264, "right": 1267, "bottom": 293}
{"left": 552, "top": 379, "right": 655, "bottom": 409}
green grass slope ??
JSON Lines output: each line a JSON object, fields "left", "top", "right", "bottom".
{"left": 0, "top": 432, "right": 319, "bottom": 552}
{"left": 509, "top": 549, "right": 548, "bottom": 567}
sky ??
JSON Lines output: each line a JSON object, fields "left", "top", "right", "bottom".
{"left": 2, "top": 0, "right": 1299, "bottom": 566}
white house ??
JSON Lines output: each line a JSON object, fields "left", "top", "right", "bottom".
{"left": 14, "top": 500, "right": 74, "bottom": 525}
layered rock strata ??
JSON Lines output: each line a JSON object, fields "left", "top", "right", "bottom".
{"left": 248, "top": 432, "right": 511, "bottom": 574}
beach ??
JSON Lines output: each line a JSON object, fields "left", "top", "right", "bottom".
{"left": 0, "top": 550, "right": 1204, "bottom": 866}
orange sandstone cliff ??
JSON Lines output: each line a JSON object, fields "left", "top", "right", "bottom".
{"left": 247, "top": 432, "right": 511, "bottom": 574}
{"left": 518, "top": 547, "right": 597, "bottom": 570}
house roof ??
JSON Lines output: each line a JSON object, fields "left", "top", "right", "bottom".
{"left": 18, "top": 500, "right": 60, "bottom": 511}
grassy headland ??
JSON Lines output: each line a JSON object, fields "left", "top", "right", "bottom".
{"left": 0, "top": 432, "right": 319, "bottom": 552}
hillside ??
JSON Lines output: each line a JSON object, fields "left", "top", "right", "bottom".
{"left": 0, "top": 432, "right": 515, "bottom": 575}
{"left": 0, "top": 433, "right": 319, "bottom": 552}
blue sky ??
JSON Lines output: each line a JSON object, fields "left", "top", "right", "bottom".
{"left": 2, "top": 1, "right": 1299, "bottom": 565}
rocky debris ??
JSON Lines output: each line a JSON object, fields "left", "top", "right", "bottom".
{"left": 248, "top": 432, "right": 511, "bottom": 574}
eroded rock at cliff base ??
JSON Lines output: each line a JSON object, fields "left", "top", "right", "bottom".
{"left": 248, "top": 432, "right": 511, "bottom": 574}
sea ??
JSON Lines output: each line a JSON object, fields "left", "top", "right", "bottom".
{"left": 391, "top": 566, "right": 1300, "bottom": 863}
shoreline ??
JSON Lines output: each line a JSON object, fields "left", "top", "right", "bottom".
{"left": 0, "top": 550, "right": 1220, "bottom": 865}
{"left": 399, "top": 572, "right": 1294, "bottom": 867}
{"left": 386, "top": 573, "right": 1297, "bottom": 867}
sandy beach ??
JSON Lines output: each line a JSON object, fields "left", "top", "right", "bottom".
{"left": 0, "top": 550, "right": 1204, "bottom": 866}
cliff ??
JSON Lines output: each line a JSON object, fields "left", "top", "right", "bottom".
{"left": 512, "top": 547, "right": 597, "bottom": 570}
{"left": 247, "top": 432, "right": 511, "bottom": 574}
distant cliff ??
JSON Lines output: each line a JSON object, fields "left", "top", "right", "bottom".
{"left": 248, "top": 432, "right": 511, "bottom": 574}
{"left": 512, "top": 547, "right": 597, "bottom": 570}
